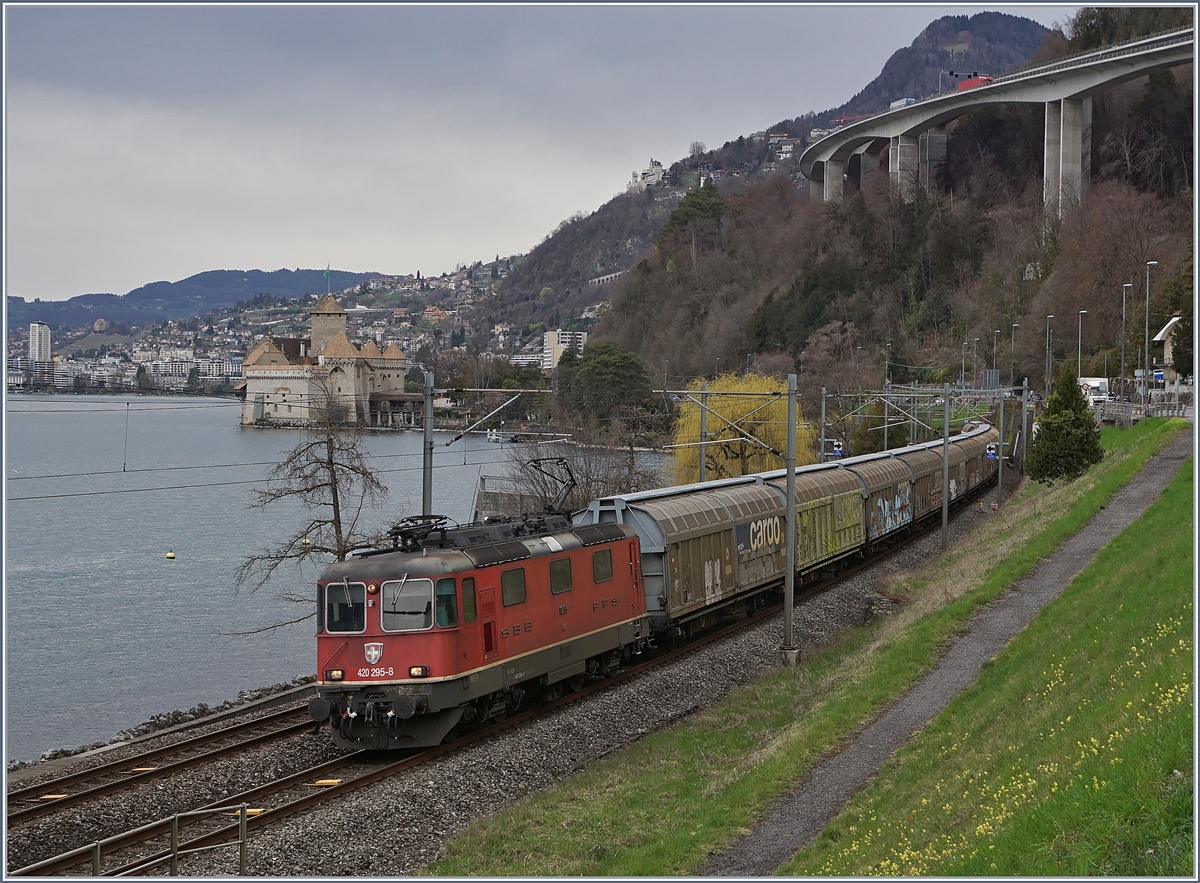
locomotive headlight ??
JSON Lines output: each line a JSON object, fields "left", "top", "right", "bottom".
{"left": 325, "top": 669, "right": 345, "bottom": 681}
{"left": 408, "top": 665, "right": 430, "bottom": 678}
{"left": 366, "top": 583, "right": 379, "bottom": 595}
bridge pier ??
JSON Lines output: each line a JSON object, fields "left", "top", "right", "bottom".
{"left": 858, "top": 142, "right": 886, "bottom": 189}
{"left": 1044, "top": 97, "right": 1091, "bottom": 218}
{"left": 890, "top": 134, "right": 920, "bottom": 201}
{"left": 823, "top": 159, "right": 845, "bottom": 204}
{"left": 919, "top": 125, "right": 947, "bottom": 196}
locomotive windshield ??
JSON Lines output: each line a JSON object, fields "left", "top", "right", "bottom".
{"left": 325, "top": 580, "right": 366, "bottom": 633}
{"left": 382, "top": 577, "right": 434, "bottom": 632}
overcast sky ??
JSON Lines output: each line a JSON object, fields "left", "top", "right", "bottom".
{"left": 5, "top": 3, "right": 1079, "bottom": 302}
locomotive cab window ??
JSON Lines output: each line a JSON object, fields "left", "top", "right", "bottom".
{"left": 501, "top": 567, "right": 526, "bottom": 606}
{"left": 550, "top": 558, "right": 572, "bottom": 594}
{"left": 324, "top": 581, "right": 366, "bottom": 633}
{"left": 435, "top": 577, "right": 459, "bottom": 628}
{"left": 381, "top": 578, "right": 434, "bottom": 632}
{"left": 592, "top": 548, "right": 613, "bottom": 583}
{"left": 462, "top": 577, "right": 477, "bottom": 623}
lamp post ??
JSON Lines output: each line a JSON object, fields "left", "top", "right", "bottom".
{"left": 993, "top": 330, "right": 1000, "bottom": 376}
{"left": 961, "top": 341, "right": 967, "bottom": 387}
{"left": 1010, "top": 323, "right": 1019, "bottom": 388}
{"left": 885, "top": 342, "right": 891, "bottom": 384}
{"left": 1077, "top": 310, "right": 1087, "bottom": 378}
{"left": 1144, "top": 260, "right": 1157, "bottom": 402}
{"left": 1121, "top": 282, "right": 1131, "bottom": 394}
{"left": 973, "top": 338, "right": 979, "bottom": 386}
{"left": 1045, "top": 315, "right": 1054, "bottom": 396}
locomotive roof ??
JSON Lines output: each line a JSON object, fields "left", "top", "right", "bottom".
{"left": 318, "top": 518, "right": 634, "bottom": 582}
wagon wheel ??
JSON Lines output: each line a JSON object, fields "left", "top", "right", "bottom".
{"left": 568, "top": 673, "right": 586, "bottom": 693}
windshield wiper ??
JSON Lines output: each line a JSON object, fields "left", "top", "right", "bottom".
{"left": 387, "top": 574, "right": 409, "bottom": 613}
{"left": 391, "top": 601, "right": 432, "bottom": 616}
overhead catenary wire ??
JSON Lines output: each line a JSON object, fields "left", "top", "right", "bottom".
{"left": 5, "top": 457, "right": 505, "bottom": 502}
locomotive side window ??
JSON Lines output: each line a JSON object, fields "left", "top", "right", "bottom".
{"left": 592, "top": 548, "right": 613, "bottom": 583}
{"left": 381, "top": 578, "right": 434, "bottom": 632}
{"left": 501, "top": 567, "right": 526, "bottom": 606}
{"left": 550, "top": 558, "right": 572, "bottom": 594}
{"left": 435, "top": 577, "right": 459, "bottom": 628}
{"left": 325, "top": 581, "right": 366, "bottom": 633}
{"left": 462, "top": 577, "right": 477, "bottom": 623}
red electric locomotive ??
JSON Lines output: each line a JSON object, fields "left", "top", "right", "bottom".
{"left": 308, "top": 513, "right": 647, "bottom": 750}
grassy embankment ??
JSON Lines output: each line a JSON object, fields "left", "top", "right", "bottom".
{"left": 428, "top": 418, "right": 1192, "bottom": 876}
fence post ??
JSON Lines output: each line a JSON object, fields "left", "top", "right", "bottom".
{"left": 239, "top": 805, "right": 248, "bottom": 875}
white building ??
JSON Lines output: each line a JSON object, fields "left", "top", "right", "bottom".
{"left": 29, "top": 322, "right": 51, "bottom": 362}
{"left": 542, "top": 330, "right": 588, "bottom": 370}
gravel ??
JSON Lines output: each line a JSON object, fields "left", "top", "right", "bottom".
{"left": 8, "top": 474, "right": 1016, "bottom": 877}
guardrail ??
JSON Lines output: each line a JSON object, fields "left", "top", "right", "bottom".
{"left": 13, "top": 804, "right": 251, "bottom": 877}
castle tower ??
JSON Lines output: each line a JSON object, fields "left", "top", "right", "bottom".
{"left": 310, "top": 294, "right": 348, "bottom": 355}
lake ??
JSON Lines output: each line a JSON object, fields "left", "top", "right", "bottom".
{"left": 4, "top": 394, "right": 525, "bottom": 762}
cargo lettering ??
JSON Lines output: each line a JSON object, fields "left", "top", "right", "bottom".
{"left": 746, "top": 516, "right": 782, "bottom": 552}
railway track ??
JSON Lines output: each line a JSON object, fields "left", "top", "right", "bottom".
{"left": 6, "top": 706, "right": 313, "bottom": 825}
{"left": 12, "top": 483, "right": 994, "bottom": 876}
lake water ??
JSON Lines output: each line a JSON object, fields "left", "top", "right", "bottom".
{"left": 4, "top": 394, "right": 521, "bottom": 762}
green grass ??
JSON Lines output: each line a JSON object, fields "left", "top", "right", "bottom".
{"left": 783, "top": 456, "right": 1193, "bottom": 875}
{"left": 426, "top": 418, "right": 1191, "bottom": 876}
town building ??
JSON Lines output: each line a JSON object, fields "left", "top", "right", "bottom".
{"left": 542, "top": 330, "right": 588, "bottom": 370}
{"left": 239, "top": 295, "right": 419, "bottom": 427}
{"left": 29, "top": 322, "right": 51, "bottom": 362}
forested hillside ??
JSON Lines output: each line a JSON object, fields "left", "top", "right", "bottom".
{"left": 596, "top": 6, "right": 1193, "bottom": 401}
{"left": 8, "top": 268, "right": 379, "bottom": 328}
{"left": 818, "top": 12, "right": 1052, "bottom": 121}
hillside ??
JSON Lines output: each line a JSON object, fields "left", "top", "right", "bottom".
{"left": 595, "top": 7, "right": 1192, "bottom": 398}
{"left": 491, "top": 186, "right": 681, "bottom": 329}
{"left": 817, "top": 11, "right": 1052, "bottom": 123}
{"left": 7, "top": 268, "right": 380, "bottom": 329}
{"left": 490, "top": 11, "right": 1055, "bottom": 324}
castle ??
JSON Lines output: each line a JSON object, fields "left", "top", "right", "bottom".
{"left": 238, "top": 295, "right": 420, "bottom": 427}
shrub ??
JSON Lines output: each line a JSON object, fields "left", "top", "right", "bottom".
{"left": 1025, "top": 368, "right": 1103, "bottom": 482}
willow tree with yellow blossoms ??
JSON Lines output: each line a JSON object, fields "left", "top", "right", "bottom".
{"left": 670, "top": 373, "right": 818, "bottom": 485}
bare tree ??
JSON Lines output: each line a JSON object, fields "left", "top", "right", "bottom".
{"left": 690, "top": 141, "right": 707, "bottom": 158}
{"left": 234, "top": 381, "right": 388, "bottom": 633}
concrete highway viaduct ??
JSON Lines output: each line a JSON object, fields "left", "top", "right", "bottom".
{"left": 799, "top": 27, "right": 1193, "bottom": 217}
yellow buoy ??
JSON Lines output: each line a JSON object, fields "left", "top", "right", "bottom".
{"left": 166, "top": 550, "right": 176, "bottom": 560}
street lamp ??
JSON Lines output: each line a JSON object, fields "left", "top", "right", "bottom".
{"left": 1077, "top": 310, "right": 1087, "bottom": 378}
{"left": 1010, "top": 323, "right": 1019, "bottom": 387}
{"left": 1045, "top": 315, "right": 1054, "bottom": 396}
{"left": 961, "top": 341, "right": 967, "bottom": 386}
{"left": 885, "top": 342, "right": 891, "bottom": 385}
{"left": 973, "top": 338, "right": 979, "bottom": 386}
{"left": 1121, "top": 282, "right": 1132, "bottom": 393}
{"left": 1145, "top": 261, "right": 1157, "bottom": 402}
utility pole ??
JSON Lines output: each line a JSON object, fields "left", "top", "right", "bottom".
{"left": 781, "top": 374, "right": 799, "bottom": 667}
{"left": 941, "top": 383, "right": 950, "bottom": 552}
{"left": 1010, "top": 323, "right": 1019, "bottom": 388}
{"left": 1121, "top": 282, "right": 1131, "bottom": 394}
{"left": 698, "top": 381, "right": 708, "bottom": 483}
{"left": 422, "top": 371, "right": 434, "bottom": 516}
{"left": 1145, "top": 261, "right": 1157, "bottom": 403}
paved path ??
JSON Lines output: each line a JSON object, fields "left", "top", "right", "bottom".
{"left": 701, "top": 430, "right": 1193, "bottom": 876}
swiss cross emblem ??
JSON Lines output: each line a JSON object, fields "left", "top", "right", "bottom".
{"left": 364, "top": 643, "right": 384, "bottom": 665}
